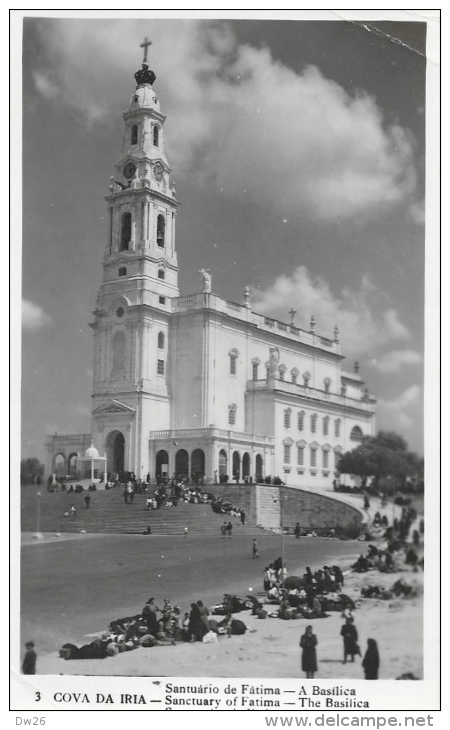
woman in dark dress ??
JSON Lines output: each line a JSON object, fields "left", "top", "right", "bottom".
{"left": 362, "top": 639, "right": 380, "bottom": 679}
{"left": 341, "top": 617, "right": 360, "bottom": 663}
{"left": 300, "top": 625, "right": 318, "bottom": 678}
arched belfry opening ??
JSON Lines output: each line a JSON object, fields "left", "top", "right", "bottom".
{"left": 105, "top": 430, "right": 125, "bottom": 475}
{"left": 157, "top": 215, "right": 165, "bottom": 247}
{"left": 120, "top": 212, "right": 131, "bottom": 251}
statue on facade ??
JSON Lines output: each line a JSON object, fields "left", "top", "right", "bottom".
{"left": 199, "top": 268, "right": 212, "bottom": 293}
{"left": 269, "top": 347, "right": 280, "bottom": 376}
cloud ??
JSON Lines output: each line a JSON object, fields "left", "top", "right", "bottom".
{"left": 33, "top": 71, "right": 59, "bottom": 99}
{"left": 22, "top": 299, "right": 52, "bottom": 332}
{"left": 30, "top": 18, "right": 418, "bottom": 222}
{"left": 369, "top": 349, "right": 422, "bottom": 373}
{"left": 377, "top": 384, "right": 422, "bottom": 433}
{"left": 251, "top": 265, "right": 410, "bottom": 358}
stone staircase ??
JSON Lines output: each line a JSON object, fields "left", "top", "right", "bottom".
{"left": 21, "top": 486, "right": 266, "bottom": 536}
{"left": 256, "top": 484, "right": 281, "bottom": 532}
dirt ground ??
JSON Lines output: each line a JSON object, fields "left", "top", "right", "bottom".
{"left": 34, "top": 563, "right": 423, "bottom": 680}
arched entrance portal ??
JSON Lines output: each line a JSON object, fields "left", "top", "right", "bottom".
{"left": 155, "top": 450, "right": 169, "bottom": 481}
{"left": 175, "top": 449, "right": 189, "bottom": 480}
{"left": 232, "top": 451, "right": 241, "bottom": 482}
{"left": 191, "top": 449, "right": 205, "bottom": 483}
{"left": 54, "top": 453, "right": 66, "bottom": 476}
{"left": 255, "top": 453, "right": 263, "bottom": 480}
{"left": 242, "top": 452, "right": 250, "bottom": 480}
{"left": 105, "top": 430, "right": 125, "bottom": 476}
{"left": 219, "top": 449, "right": 228, "bottom": 479}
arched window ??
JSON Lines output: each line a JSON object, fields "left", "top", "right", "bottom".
{"left": 229, "top": 349, "right": 239, "bottom": 376}
{"left": 310, "top": 447, "right": 317, "bottom": 468}
{"left": 228, "top": 404, "right": 237, "bottom": 426}
{"left": 284, "top": 408, "right": 291, "bottom": 429}
{"left": 350, "top": 425, "right": 364, "bottom": 442}
{"left": 156, "top": 215, "right": 165, "bottom": 247}
{"left": 311, "top": 413, "right": 317, "bottom": 433}
{"left": 131, "top": 124, "right": 138, "bottom": 145}
{"left": 323, "top": 416, "right": 329, "bottom": 436}
{"left": 112, "top": 331, "right": 126, "bottom": 374}
{"left": 324, "top": 377, "right": 331, "bottom": 394}
{"left": 303, "top": 371, "right": 311, "bottom": 387}
{"left": 158, "top": 331, "right": 165, "bottom": 349}
{"left": 120, "top": 212, "right": 131, "bottom": 251}
{"left": 298, "top": 411, "right": 305, "bottom": 431}
{"left": 153, "top": 125, "right": 159, "bottom": 147}
{"left": 334, "top": 418, "right": 341, "bottom": 438}
{"left": 322, "top": 449, "right": 329, "bottom": 469}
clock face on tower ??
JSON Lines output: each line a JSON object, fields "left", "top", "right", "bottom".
{"left": 123, "top": 162, "right": 136, "bottom": 180}
{"left": 153, "top": 162, "right": 164, "bottom": 181}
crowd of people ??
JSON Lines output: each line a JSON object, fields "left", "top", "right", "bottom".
{"left": 260, "top": 558, "right": 350, "bottom": 621}
{"left": 59, "top": 594, "right": 251, "bottom": 660}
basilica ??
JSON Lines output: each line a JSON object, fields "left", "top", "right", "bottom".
{"left": 45, "top": 50, "right": 376, "bottom": 487}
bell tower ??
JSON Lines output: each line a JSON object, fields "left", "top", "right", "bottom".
{"left": 90, "top": 42, "right": 179, "bottom": 478}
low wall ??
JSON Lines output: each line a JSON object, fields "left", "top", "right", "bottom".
{"left": 279, "top": 486, "right": 362, "bottom": 533}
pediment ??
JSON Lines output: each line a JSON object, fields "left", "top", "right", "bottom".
{"left": 93, "top": 399, "right": 136, "bottom": 415}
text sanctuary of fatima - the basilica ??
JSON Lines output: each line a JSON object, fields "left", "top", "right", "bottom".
{"left": 45, "top": 48, "right": 376, "bottom": 487}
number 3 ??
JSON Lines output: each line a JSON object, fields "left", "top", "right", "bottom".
{"left": 35, "top": 692, "right": 41, "bottom": 702}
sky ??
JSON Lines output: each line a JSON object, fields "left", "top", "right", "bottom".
{"left": 19, "top": 13, "right": 429, "bottom": 459}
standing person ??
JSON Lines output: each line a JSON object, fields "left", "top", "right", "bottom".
{"left": 362, "top": 639, "right": 380, "bottom": 679}
{"left": 300, "top": 626, "right": 318, "bottom": 679}
{"left": 70, "top": 504, "right": 77, "bottom": 518}
{"left": 294, "top": 522, "right": 301, "bottom": 539}
{"left": 22, "top": 641, "right": 37, "bottom": 675}
{"left": 184, "top": 526, "right": 188, "bottom": 538}
{"left": 220, "top": 523, "right": 227, "bottom": 538}
{"left": 240, "top": 510, "right": 246, "bottom": 526}
{"left": 84, "top": 494, "right": 91, "bottom": 509}
{"left": 227, "top": 521, "right": 233, "bottom": 538}
{"left": 252, "top": 539, "right": 259, "bottom": 559}
{"left": 341, "top": 617, "right": 360, "bottom": 663}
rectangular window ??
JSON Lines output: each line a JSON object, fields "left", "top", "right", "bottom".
{"left": 230, "top": 357, "right": 236, "bottom": 375}
{"left": 158, "top": 269, "right": 165, "bottom": 279}
{"left": 159, "top": 296, "right": 166, "bottom": 305}
{"left": 229, "top": 408, "right": 236, "bottom": 426}
{"left": 310, "top": 449, "right": 317, "bottom": 468}
{"left": 323, "top": 418, "right": 329, "bottom": 436}
{"left": 297, "top": 447, "right": 304, "bottom": 466}
{"left": 335, "top": 420, "right": 341, "bottom": 438}
{"left": 252, "top": 362, "right": 259, "bottom": 380}
{"left": 323, "top": 450, "right": 329, "bottom": 469}
{"left": 157, "top": 359, "right": 165, "bottom": 375}
{"left": 118, "top": 267, "right": 127, "bottom": 277}
{"left": 284, "top": 445, "right": 291, "bottom": 464}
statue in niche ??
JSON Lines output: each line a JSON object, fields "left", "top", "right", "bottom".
{"left": 199, "top": 268, "right": 212, "bottom": 293}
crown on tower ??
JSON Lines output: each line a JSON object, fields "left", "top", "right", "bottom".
{"left": 134, "top": 63, "right": 156, "bottom": 88}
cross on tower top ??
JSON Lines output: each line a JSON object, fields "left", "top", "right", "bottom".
{"left": 140, "top": 37, "right": 152, "bottom": 64}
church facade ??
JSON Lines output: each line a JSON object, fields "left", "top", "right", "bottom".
{"left": 45, "top": 54, "right": 376, "bottom": 487}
